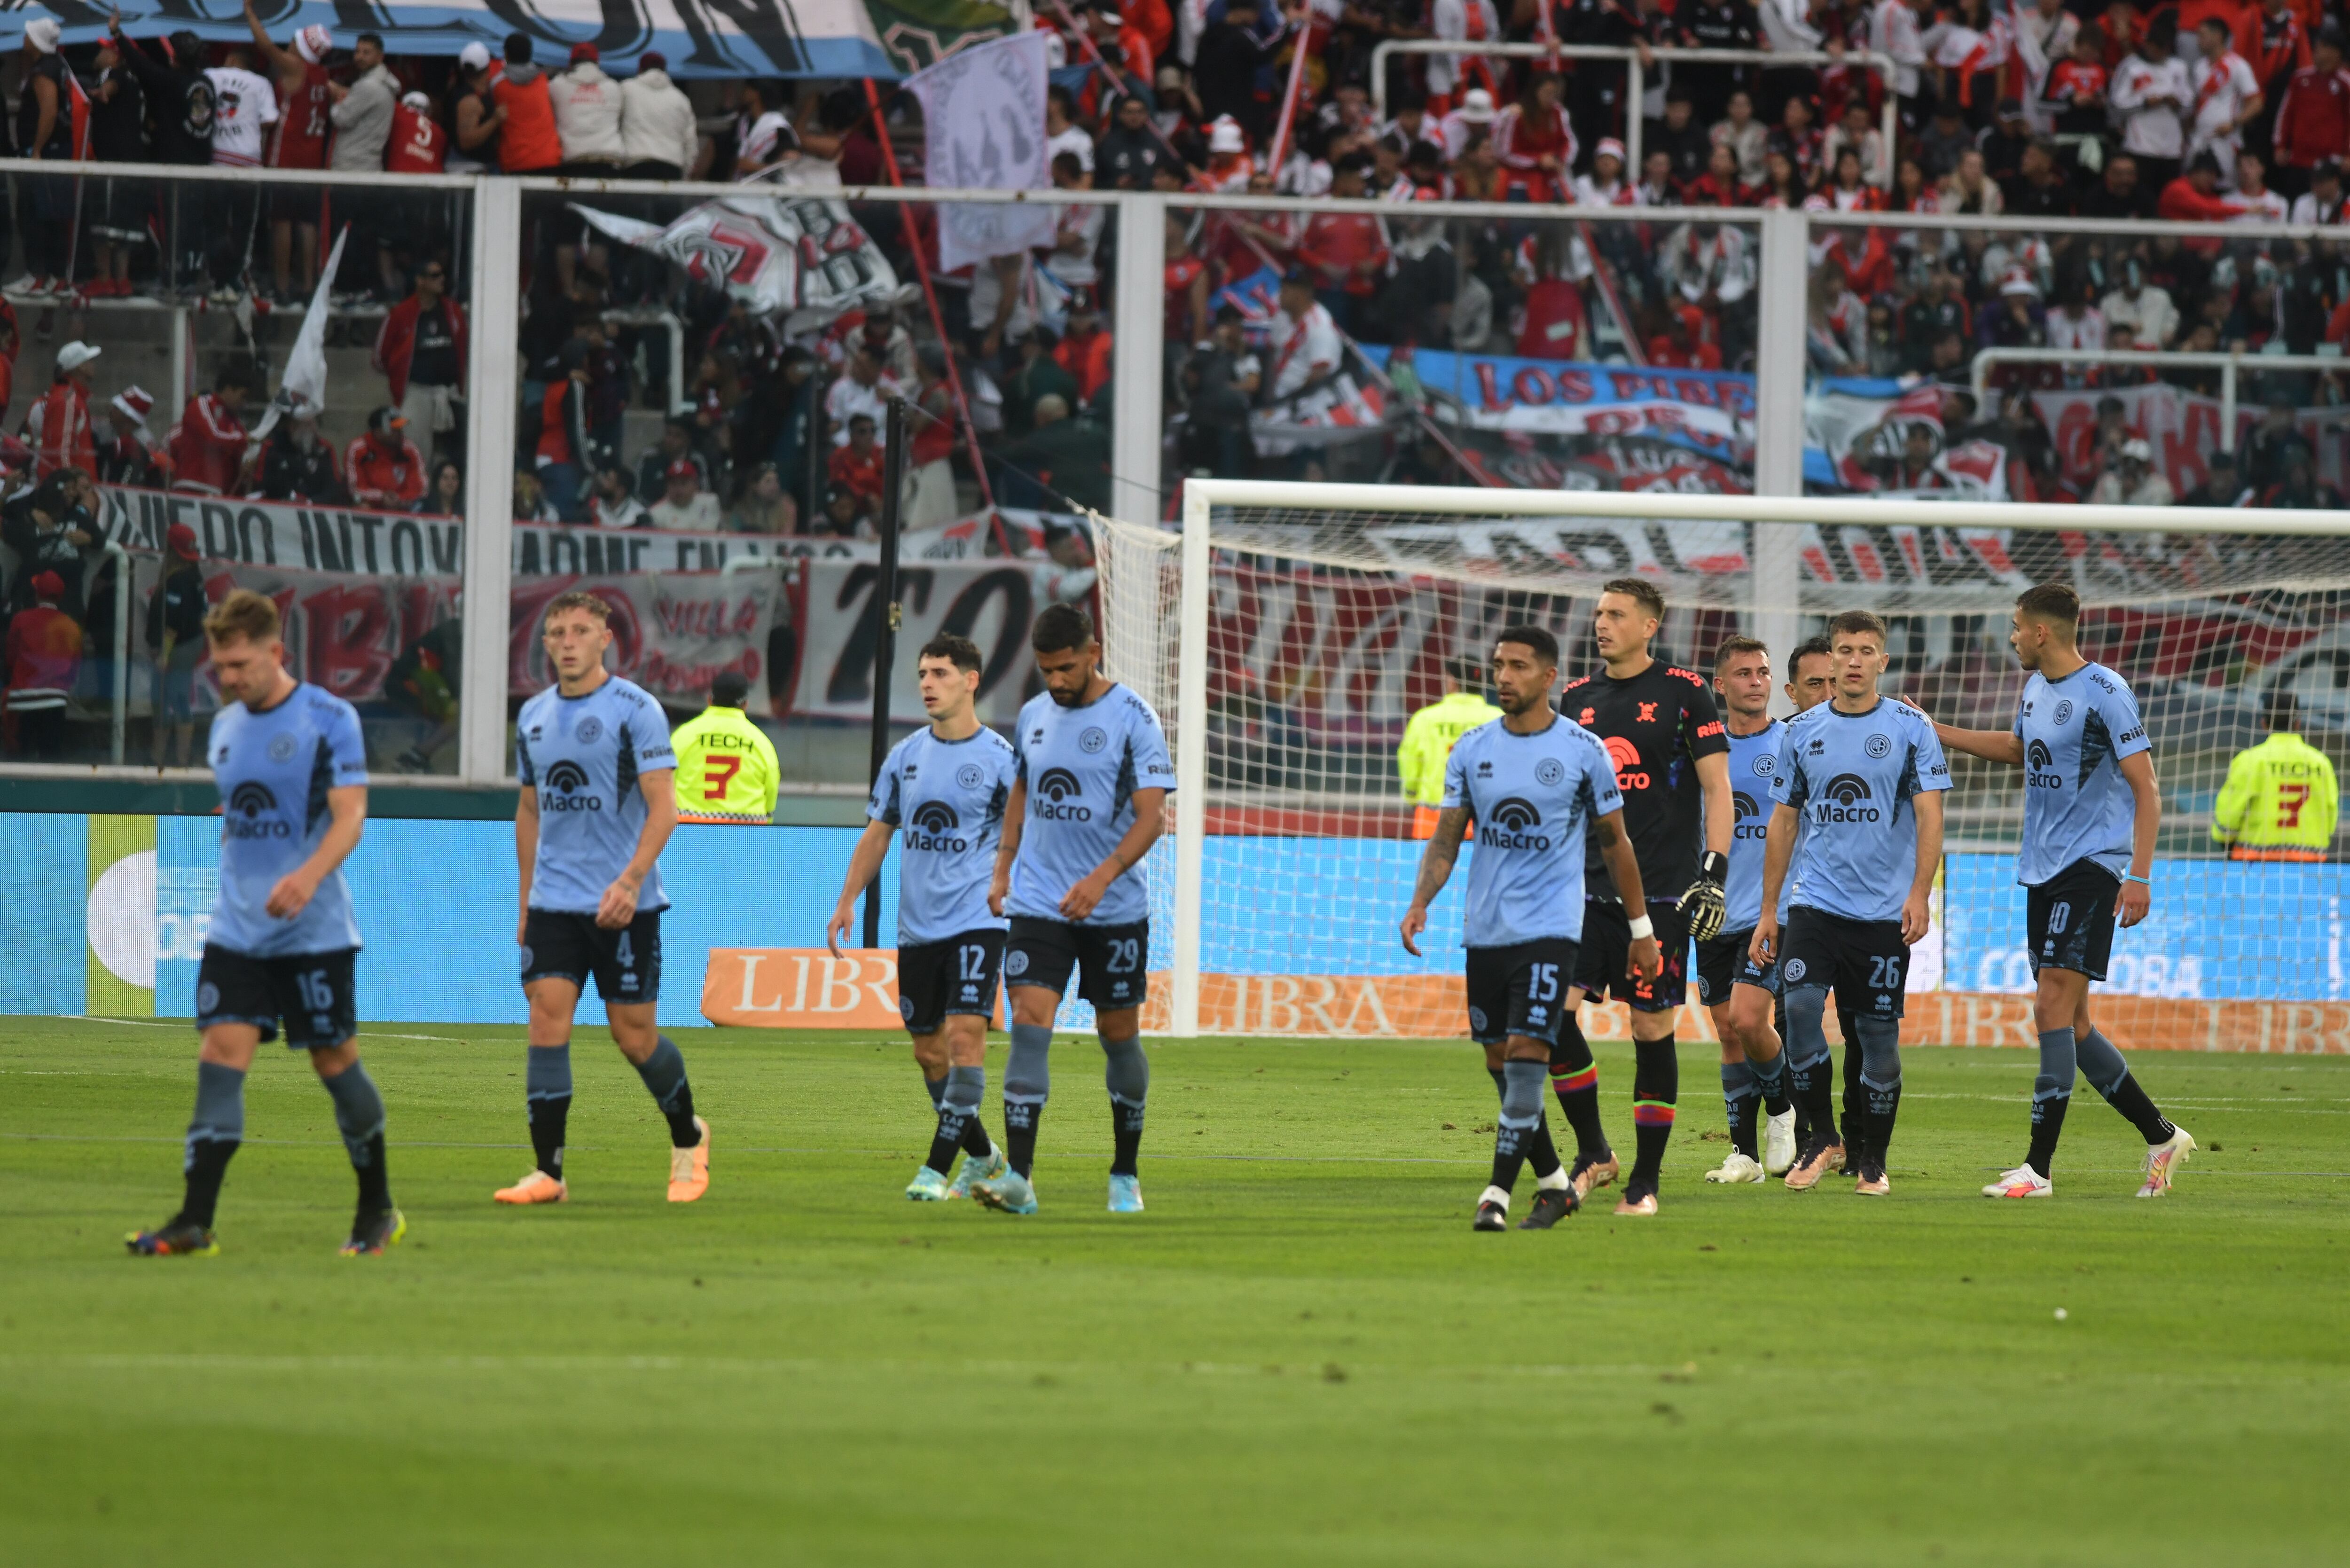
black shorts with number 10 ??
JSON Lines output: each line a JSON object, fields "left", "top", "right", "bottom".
{"left": 1778, "top": 905, "right": 1910, "bottom": 1022}
{"left": 1005, "top": 917, "right": 1150, "bottom": 1011}
{"left": 898, "top": 929, "right": 1007, "bottom": 1034}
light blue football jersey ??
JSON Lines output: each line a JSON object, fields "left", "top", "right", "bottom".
{"left": 2013, "top": 662, "right": 2152, "bottom": 887}
{"left": 516, "top": 674, "right": 676, "bottom": 915}
{"left": 870, "top": 724, "right": 1017, "bottom": 945}
{"left": 1722, "top": 719, "right": 1783, "bottom": 933}
{"left": 1007, "top": 682, "right": 1177, "bottom": 927}
{"left": 206, "top": 683, "right": 368, "bottom": 957}
{"left": 1442, "top": 715, "right": 1625, "bottom": 948}
{"left": 1769, "top": 697, "right": 1950, "bottom": 923}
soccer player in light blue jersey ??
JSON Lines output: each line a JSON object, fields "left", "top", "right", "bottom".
{"left": 1693, "top": 635, "right": 1799, "bottom": 1184}
{"left": 1752, "top": 611, "right": 1950, "bottom": 1197}
{"left": 128, "top": 590, "right": 400, "bottom": 1259}
{"left": 829, "top": 633, "right": 1017, "bottom": 1202}
{"left": 498, "top": 591, "right": 710, "bottom": 1207}
{"left": 1905, "top": 582, "right": 2194, "bottom": 1200}
{"left": 1401, "top": 625, "right": 1661, "bottom": 1233}
{"left": 974, "top": 603, "right": 1174, "bottom": 1216}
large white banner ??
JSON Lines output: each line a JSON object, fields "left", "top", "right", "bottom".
{"left": 572, "top": 184, "right": 901, "bottom": 332}
{"left": 901, "top": 31, "right": 1057, "bottom": 273}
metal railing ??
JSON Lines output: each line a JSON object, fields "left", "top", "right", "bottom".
{"left": 1369, "top": 42, "right": 1898, "bottom": 189}
{"left": 1970, "top": 348, "right": 2350, "bottom": 450}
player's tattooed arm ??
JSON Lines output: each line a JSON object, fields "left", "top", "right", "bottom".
{"left": 515, "top": 784, "right": 541, "bottom": 947}
{"left": 1748, "top": 802, "right": 1800, "bottom": 967}
{"left": 1593, "top": 810, "right": 1662, "bottom": 978}
{"left": 987, "top": 781, "right": 1027, "bottom": 917}
{"left": 266, "top": 784, "right": 365, "bottom": 919}
{"left": 1398, "top": 806, "right": 1469, "bottom": 956}
{"left": 2118, "top": 750, "right": 2160, "bottom": 927}
{"left": 1902, "top": 786, "right": 1943, "bottom": 946}
{"left": 1062, "top": 787, "right": 1167, "bottom": 920}
{"left": 828, "top": 820, "right": 897, "bottom": 956}
{"left": 1893, "top": 694, "right": 2024, "bottom": 765}
{"left": 598, "top": 769, "right": 677, "bottom": 930}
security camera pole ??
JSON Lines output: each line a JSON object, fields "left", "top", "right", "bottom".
{"left": 863, "top": 396, "right": 910, "bottom": 948}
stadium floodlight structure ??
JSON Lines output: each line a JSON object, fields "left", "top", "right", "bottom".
{"left": 1095, "top": 480, "right": 2350, "bottom": 1046}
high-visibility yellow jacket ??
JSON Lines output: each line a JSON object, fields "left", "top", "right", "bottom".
{"left": 1397, "top": 691, "right": 1503, "bottom": 808}
{"left": 671, "top": 704, "right": 780, "bottom": 824}
{"left": 2212, "top": 732, "right": 2338, "bottom": 860}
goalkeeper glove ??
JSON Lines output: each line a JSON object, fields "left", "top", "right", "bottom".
{"left": 1681, "top": 850, "right": 1731, "bottom": 942}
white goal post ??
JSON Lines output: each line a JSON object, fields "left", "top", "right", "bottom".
{"left": 1095, "top": 479, "right": 2350, "bottom": 1048}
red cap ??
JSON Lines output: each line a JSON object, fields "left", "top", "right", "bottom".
{"left": 665, "top": 457, "right": 699, "bottom": 481}
{"left": 570, "top": 41, "right": 599, "bottom": 63}
{"left": 166, "top": 523, "right": 199, "bottom": 560}
{"left": 30, "top": 570, "right": 63, "bottom": 602}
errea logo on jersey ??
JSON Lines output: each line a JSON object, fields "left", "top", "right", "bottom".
{"left": 223, "top": 781, "right": 291, "bottom": 839}
{"left": 540, "top": 759, "right": 602, "bottom": 811}
{"left": 1033, "top": 767, "right": 1092, "bottom": 821}
{"left": 907, "top": 800, "right": 969, "bottom": 852}
{"left": 1815, "top": 773, "right": 1881, "bottom": 823}
{"left": 2026, "top": 738, "right": 2062, "bottom": 789}
{"left": 1478, "top": 797, "right": 1551, "bottom": 850}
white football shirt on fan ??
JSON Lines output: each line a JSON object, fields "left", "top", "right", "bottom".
{"left": 204, "top": 65, "right": 280, "bottom": 167}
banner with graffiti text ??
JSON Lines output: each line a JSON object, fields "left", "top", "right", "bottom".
{"left": 1363, "top": 348, "right": 1756, "bottom": 463}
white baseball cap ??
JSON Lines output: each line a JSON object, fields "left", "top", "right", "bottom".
{"left": 460, "top": 41, "right": 492, "bottom": 71}
{"left": 1209, "top": 120, "right": 1246, "bottom": 154}
{"left": 1457, "top": 88, "right": 1496, "bottom": 122}
{"left": 57, "top": 340, "right": 102, "bottom": 373}
{"left": 1595, "top": 136, "right": 1626, "bottom": 164}
{"left": 2122, "top": 437, "right": 2153, "bottom": 462}
{"left": 24, "top": 16, "right": 61, "bottom": 53}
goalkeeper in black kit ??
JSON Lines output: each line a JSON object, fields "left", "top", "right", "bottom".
{"left": 1553, "top": 579, "right": 1734, "bottom": 1215}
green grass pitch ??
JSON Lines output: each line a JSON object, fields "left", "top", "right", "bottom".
{"left": 3, "top": 1016, "right": 2345, "bottom": 1566}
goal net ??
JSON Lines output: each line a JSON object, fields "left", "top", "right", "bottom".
{"left": 1095, "top": 482, "right": 2350, "bottom": 1053}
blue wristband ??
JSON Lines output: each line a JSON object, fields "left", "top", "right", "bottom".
{"left": 2124, "top": 874, "right": 2151, "bottom": 886}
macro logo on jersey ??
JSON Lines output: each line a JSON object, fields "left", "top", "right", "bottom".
{"left": 224, "top": 782, "right": 291, "bottom": 839}
{"left": 1604, "top": 734, "right": 1648, "bottom": 790}
{"left": 906, "top": 800, "right": 969, "bottom": 852}
{"left": 1817, "top": 773, "right": 1880, "bottom": 823}
{"left": 1732, "top": 791, "right": 1764, "bottom": 839}
{"left": 1479, "top": 797, "right": 1550, "bottom": 849}
{"left": 2027, "top": 737, "right": 2060, "bottom": 789}
{"left": 540, "top": 758, "right": 601, "bottom": 811}
{"left": 1032, "top": 766, "right": 1091, "bottom": 821}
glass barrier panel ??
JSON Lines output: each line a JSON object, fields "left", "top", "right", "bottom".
{"left": 3, "top": 170, "right": 472, "bottom": 775}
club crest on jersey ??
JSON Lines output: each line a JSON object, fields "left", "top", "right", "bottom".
{"left": 1080, "top": 727, "right": 1109, "bottom": 754}
{"left": 907, "top": 800, "right": 969, "bottom": 851}
{"left": 900, "top": 996, "right": 916, "bottom": 1021}
{"left": 1006, "top": 949, "right": 1030, "bottom": 977}
{"left": 1865, "top": 733, "right": 1892, "bottom": 760}
{"left": 1604, "top": 735, "right": 1648, "bottom": 790}
{"left": 1578, "top": 707, "right": 1596, "bottom": 725}
{"left": 224, "top": 781, "right": 291, "bottom": 839}
{"left": 1468, "top": 1005, "right": 1488, "bottom": 1035}
{"left": 540, "top": 759, "right": 601, "bottom": 811}
{"left": 2026, "top": 738, "right": 2061, "bottom": 788}
{"left": 957, "top": 763, "right": 985, "bottom": 790}
{"left": 1535, "top": 757, "right": 1566, "bottom": 787}
{"left": 267, "top": 732, "right": 298, "bottom": 763}
{"left": 197, "top": 981, "right": 220, "bottom": 1014}
{"left": 1753, "top": 753, "right": 1776, "bottom": 777}
{"left": 1033, "top": 767, "right": 1091, "bottom": 820}
{"left": 576, "top": 717, "right": 603, "bottom": 745}
{"left": 1637, "top": 701, "right": 1658, "bottom": 723}
{"left": 1696, "top": 974, "right": 1711, "bottom": 1002}
{"left": 1817, "top": 773, "right": 1880, "bottom": 823}
{"left": 1784, "top": 958, "right": 1806, "bottom": 983}
{"left": 1479, "top": 797, "right": 1550, "bottom": 849}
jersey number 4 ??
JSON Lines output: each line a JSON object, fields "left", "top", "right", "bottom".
{"left": 703, "top": 756, "right": 742, "bottom": 801}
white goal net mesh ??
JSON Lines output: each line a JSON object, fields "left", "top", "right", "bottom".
{"left": 1096, "top": 491, "right": 2350, "bottom": 1050}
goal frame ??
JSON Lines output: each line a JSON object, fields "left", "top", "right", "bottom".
{"left": 1159, "top": 478, "right": 2350, "bottom": 1037}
